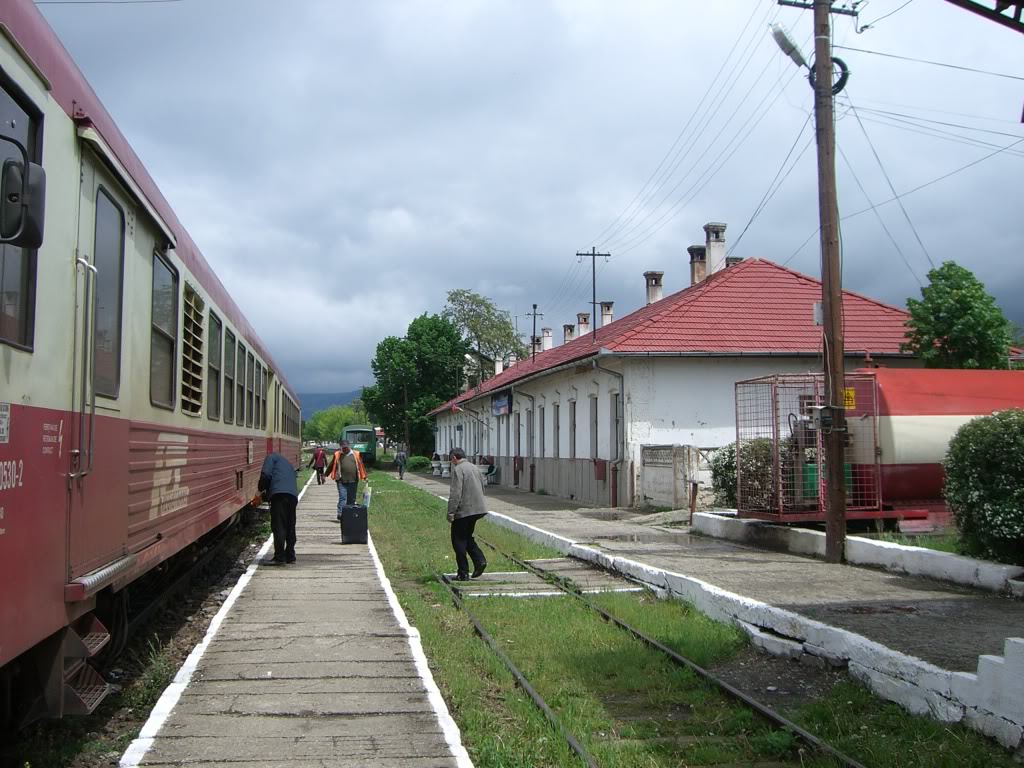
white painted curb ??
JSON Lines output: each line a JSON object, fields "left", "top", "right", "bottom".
{"left": 485, "top": 510, "right": 1024, "bottom": 750}
{"left": 367, "top": 532, "right": 474, "bottom": 767}
{"left": 120, "top": 473, "right": 316, "bottom": 768}
{"left": 690, "top": 512, "right": 1024, "bottom": 593}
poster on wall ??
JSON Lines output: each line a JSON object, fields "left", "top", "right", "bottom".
{"left": 492, "top": 390, "right": 511, "bottom": 417}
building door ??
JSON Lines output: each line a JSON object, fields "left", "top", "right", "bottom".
{"left": 67, "top": 152, "right": 131, "bottom": 578}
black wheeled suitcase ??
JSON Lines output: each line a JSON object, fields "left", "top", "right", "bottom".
{"left": 341, "top": 504, "right": 368, "bottom": 544}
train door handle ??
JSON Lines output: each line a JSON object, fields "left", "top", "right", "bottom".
{"left": 74, "top": 257, "right": 98, "bottom": 482}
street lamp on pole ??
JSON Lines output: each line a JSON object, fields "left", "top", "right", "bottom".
{"left": 772, "top": 9, "right": 850, "bottom": 564}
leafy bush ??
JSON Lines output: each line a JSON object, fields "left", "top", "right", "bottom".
{"left": 406, "top": 455, "right": 432, "bottom": 472}
{"left": 710, "top": 444, "right": 738, "bottom": 507}
{"left": 710, "top": 439, "right": 776, "bottom": 511}
{"left": 944, "top": 409, "right": 1024, "bottom": 565}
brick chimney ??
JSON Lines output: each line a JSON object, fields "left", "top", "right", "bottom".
{"left": 726, "top": 256, "right": 743, "bottom": 268}
{"left": 507, "top": 351, "right": 517, "bottom": 367}
{"left": 541, "top": 328, "right": 553, "bottom": 351}
{"left": 531, "top": 335, "right": 542, "bottom": 356}
{"left": 704, "top": 222, "right": 727, "bottom": 276}
{"left": 688, "top": 245, "right": 706, "bottom": 285}
{"left": 644, "top": 271, "right": 664, "bottom": 305}
{"left": 494, "top": 357, "right": 504, "bottom": 376}
{"left": 563, "top": 324, "right": 575, "bottom": 344}
{"left": 600, "top": 301, "right": 614, "bottom": 327}
{"left": 577, "top": 312, "right": 591, "bottom": 336}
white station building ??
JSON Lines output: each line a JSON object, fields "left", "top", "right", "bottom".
{"left": 431, "top": 223, "right": 920, "bottom": 507}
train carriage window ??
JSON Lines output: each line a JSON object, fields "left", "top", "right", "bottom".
{"left": 180, "top": 284, "right": 205, "bottom": 414}
{"left": 93, "top": 189, "right": 125, "bottom": 397}
{"left": 223, "top": 330, "right": 235, "bottom": 423}
{"left": 254, "top": 361, "right": 262, "bottom": 430}
{"left": 150, "top": 252, "right": 178, "bottom": 409}
{"left": 0, "top": 80, "right": 40, "bottom": 350}
{"left": 208, "top": 312, "right": 222, "bottom": 420}
{"left": 246, "top": 351, "right": 254, "bottom": 427}
{"left": 235, "top": 344, "right": 245, "bottom": 425}
{"left": 261, "top": 369, "right": 268, "bottom": 429}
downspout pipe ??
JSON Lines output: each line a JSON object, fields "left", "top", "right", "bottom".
{"left": 593, "top": 357, "right": 625, "bottom": 507}
{"left": 510, "top": 384, "right": 536, "bottom": 491}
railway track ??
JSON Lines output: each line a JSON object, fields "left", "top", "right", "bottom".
{"left": 436, "top": 537, "right": 867, "bottom": 768}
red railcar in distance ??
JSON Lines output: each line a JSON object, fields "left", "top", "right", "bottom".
{"left": 0, "top": 0, "right": 301, "bottom": 725}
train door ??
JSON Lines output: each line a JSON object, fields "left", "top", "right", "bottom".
{"left": 67, "top": 152, "right": 131, "bottom": 577}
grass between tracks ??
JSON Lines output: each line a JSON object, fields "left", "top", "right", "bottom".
{"left": 368, "top": 471, "right": 1018, "bottom": 768}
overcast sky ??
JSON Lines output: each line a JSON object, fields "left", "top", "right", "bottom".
{"left": 40, "top": 0, "right": 1022, "bottom": 394}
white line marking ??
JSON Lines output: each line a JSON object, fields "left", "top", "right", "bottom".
{"left": 120, "top": 472, "right": 315, "bottom": 767}
{"left": 367, "top": 531, "right": 474, "bottom": 767}
{"left": 463, "top": 587, "right": 645, "bottom": 598}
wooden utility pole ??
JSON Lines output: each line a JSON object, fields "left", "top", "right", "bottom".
{"left": 575, "top": 247, "right": 610, "bottom": 340}
{"left": 811, "top": 0, "right": 848, "bottom": 563}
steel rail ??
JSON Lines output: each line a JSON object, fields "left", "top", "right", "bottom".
{"left": 433, "top": 573, "right": 599, "bottom": 768}
{"left": 477, "top": 538, "right": 868, "bottom": 768}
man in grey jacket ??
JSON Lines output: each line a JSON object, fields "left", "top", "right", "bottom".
{"left": 447, "top": 447, "right": 487, "bottom": 581}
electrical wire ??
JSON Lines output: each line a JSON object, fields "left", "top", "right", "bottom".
{"left": 858, "top": 0, "right": 916, "bottom": 31}
{"left": 728, "top": 112, "right": 814, "bottom": 257}
{"left": 846, "top": 96, "right": 935, "bottom": 268}
{"left": 35, "top": 0, "right": 183, "bottom": 4}
{"left": 851, "top": 112, "right": 1024, "bottom": 158}
{"left": 834, "top": 45, "right": 1024, "bottom": 82}
{"left": 849, "top": 106, "right": 1024, "bottom": 140}
{"left": 584, "top": 0, "right": 774, "bottom": 249}
{"left": 836, "top": 141, "right": 923, "bottom": 285}
{"left": 594, "top": 3, "right": 782, "bottom": 250}
{"left": 784, "top": 135, "right": 1024, "bottom": 263}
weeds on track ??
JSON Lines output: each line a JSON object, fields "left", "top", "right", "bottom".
{"left": 369, "top": 471, "right": 1019, "bottom": 768}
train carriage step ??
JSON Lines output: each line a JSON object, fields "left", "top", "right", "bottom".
{"left": 62, "top": 663, "right": 112, "bottom": 716}
{"left": 67, "top": 615, "right": 112, "bottom": 659}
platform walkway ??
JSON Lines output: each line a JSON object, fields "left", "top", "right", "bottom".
{"left": 123, "top": 479, "right": 469, "bottom": 768}
{"left": 404, "top": 473, "right": 1022, "bottom": 673}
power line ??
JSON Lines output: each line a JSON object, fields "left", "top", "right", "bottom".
{"left": 851, "top": 111, "right": 1024, "bottom": 157}
{"left": 836, "top": 142, "right": 923, "bottom": 285}
{"left": 858, "top": 0, "right": 916, "bottom": 30}
{"left": 728, "top": 112, "right": 814, "bottom": 256}
{"left": 785, "top": 135, "right": 1024, "bottom": 262}
{"left": 35, "top": 0, "right": 183, "bottom": 4}
{"left": 834, "top": 44, "right": 1024, "bottom": 81}
{"left": 594, "top": 3, "right": 782, "bottom": 250}
{"left": 584, "top": 0, "right": 773, "bottom": 248}
{"left": 847, "top": 96, "right": 935, "bottom": 268}
{"left": 850, "top": 106, "right": 1024, "bottom": 139}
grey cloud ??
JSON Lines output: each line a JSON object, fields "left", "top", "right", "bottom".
{"left": 41, "top": 0, "right": 1023, "bottom": 392}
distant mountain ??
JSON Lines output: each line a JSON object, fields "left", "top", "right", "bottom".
{"left": 297, "top": 390, "right": 364, "bottom": 416}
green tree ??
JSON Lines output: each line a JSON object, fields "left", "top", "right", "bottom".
{"left": 903, "top": 261, "right": 1012, "bottom": 369}
{"left": 443, "top": 289, "right": 525, "bottom": 385}
{"left": 302, "top": 402, "right": 368, "bottom": 442}
{"left": 363, "top": 314, "right": 470, "bottom": 454}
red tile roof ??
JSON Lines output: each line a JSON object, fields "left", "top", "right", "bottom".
{"left": 431, "top": 259, "right": 912, "bottom": 415}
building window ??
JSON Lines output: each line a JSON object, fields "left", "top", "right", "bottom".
{"left": 611, "top": 392, "right": 623, "bottom": 461}
{"left": 526, "top": 409, "right": 534, "bottom": 458}
{"left": 504, "top": 414, "right": 511, "bottom": 458}
{"left": 150, "top": 252, "right": 178, "bottom": 409}
{"left": 93, "top": 189, "right": 125, "bottom": 398}
{"left": 0, "top": 81, "right": 39, "bottom": 350}
{"left": 569, "top": 400, "right": 577, "bottom": 459}
{"left": 246, "top": 352, "right": 254, "bottom": 427}
{"left": 589, "top": 395, "right": 599, "bottom": 459}
{"left": 514, "top": 412, "right": 521, "bottom": 456}
{"left": 552, "top": 403, "right": 560, "bottom": 459}
{"left": 180, "top": 283, "right": 205, "bottom": 414}
{"left": 539, "top": 406, "right": 545, "bottom": 459}
{"left": 223, "top": 330, "right": 235, "bottom": 424}
{"left": 208, "top": 312, "right": 222, "bottom": 420}
{"left": 235, "top": 343, "right": 245, "bottom": 424}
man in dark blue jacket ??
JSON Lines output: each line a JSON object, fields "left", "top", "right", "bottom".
{"left": 259, "top": 452, "right": 299, "bottom": 565}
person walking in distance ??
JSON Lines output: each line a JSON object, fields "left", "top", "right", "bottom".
{"left": 395, "top": 446, "right": 408, "bottom": 480}
{"left": 447, "top": 447, "right": 487, "bottom": 581}
{"left": 324, "top": 440, "right": 367, "bottom": 517}
{"left": 308, "top": 443, "right": 328, "bottom": 485}
{"left": 259, "top": 451, "right": 300, "bottom": 565}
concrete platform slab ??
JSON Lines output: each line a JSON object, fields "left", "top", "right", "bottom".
{"left": 123, "top": 479, "right": 469, "bottom": 767}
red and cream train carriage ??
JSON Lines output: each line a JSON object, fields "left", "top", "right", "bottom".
{"left": 1, "top": 0, "right": 301, "bottom": 723}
